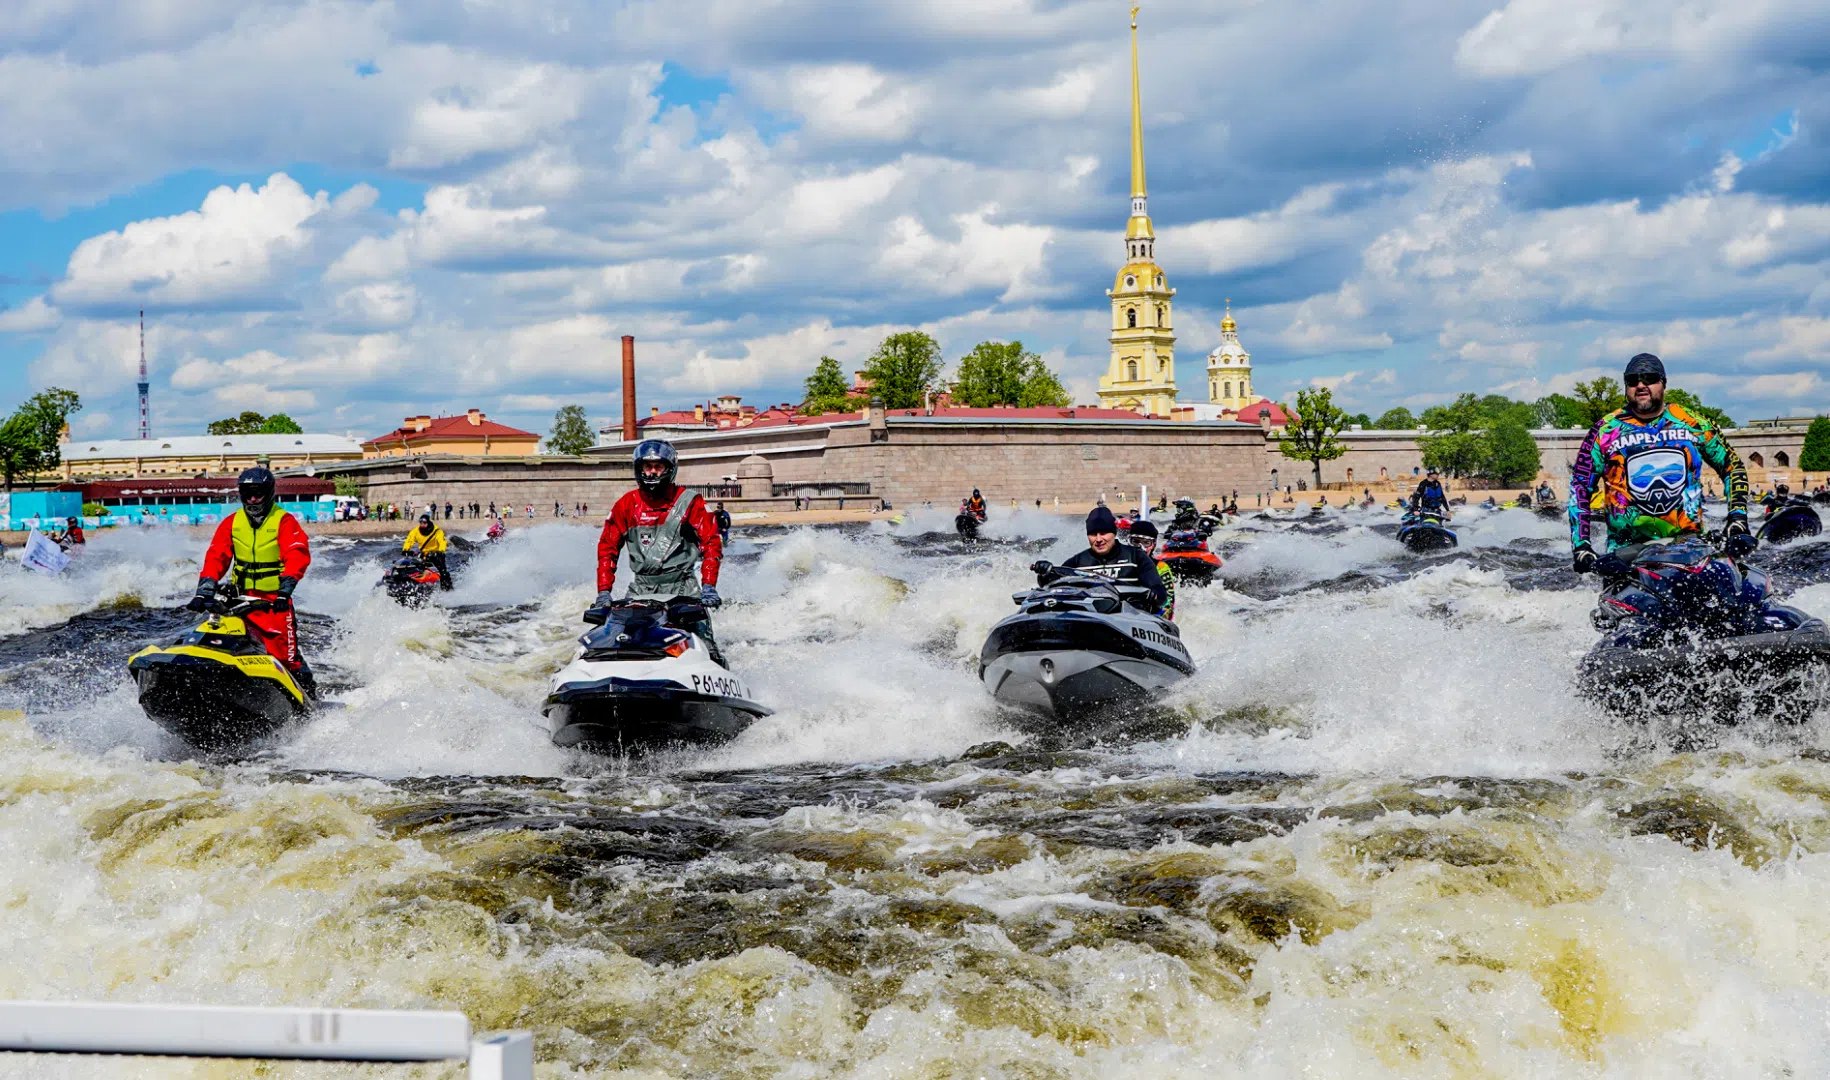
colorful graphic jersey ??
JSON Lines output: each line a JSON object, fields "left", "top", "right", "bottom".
{"left": 1567, "top": 404, "right": 1748, "bottom": 550}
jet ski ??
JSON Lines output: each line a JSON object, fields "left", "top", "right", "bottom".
{"left": 381, "top": 555, "right": 441, "bottom": 606}
{"left": 1579, "top": 537, "right": 1830, "bottom": 724}
{"left": 128, "top": 595, "right": 311, "bottom": 748}
{"left": 979, "top": 564, "right": 1195, "bottom": 734}
{"left": 1159, "top": 528, "right": 1223, "bottom": 586}
{"left": 543, "top": 598, "right": 771, "bottom": 752}
{"left": 1398, "top": 511, "right": 1458, "bottom": 552}
{"left": 955, "top": 511, "right": 981, "bottom": 542}
{"left": 1758, "top": 497, "right": 1823, "bottom": 546}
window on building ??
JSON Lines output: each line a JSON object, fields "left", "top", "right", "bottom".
{"left": 1127, "top": 308, "right": 1137, "bottom": 327}
{"left": 1777, "top": 451, "right": 1791, "bottom": 467}
{"left": 1750, "top": 452, "right": 1764, "bottom": 467}
{"left": 1125, "top": 275, "right": 1135, "bottom": 288}
{"left": 1155, "top": 274, "right": 1164, "bottom": 288}
{"left": 1157, "top": 304, "right": 1166, "bottom": 325}
{"left": 1127, "top": 360, "right": 1138, "bottom": 381}
{"left": 1224, "top": 382, "right": 1232, "bottom": 399}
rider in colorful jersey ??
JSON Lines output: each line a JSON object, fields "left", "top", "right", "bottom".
{"left": 1568, "top": 352, "right": 1751, "bottom": 573}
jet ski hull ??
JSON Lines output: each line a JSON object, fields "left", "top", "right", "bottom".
{"left": 544, "top": 676, "right": 771, "bottom": 750}
{"left": 1579, "top": 614, "right": 1830, "bottom": 723}
{"left": 128, "top": 646, "right": 307, "bottom": 748}
{"left": 1758, "top": 505, "right": 1823, "bottom": 546}
{"left": 955, "top": 513, "right": 981, "bottom": 542}
{"left": 979, "top": 610, "right": 1194, "bottom": 736}
{"left": 1398, "top": 521, "right": 1458, "bottom": 552}
{"left": 1161, "top": 551, "right": 1222, "bottom": 586}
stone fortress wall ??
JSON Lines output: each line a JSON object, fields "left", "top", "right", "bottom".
{"left": 314, "top": 413, "right": 1821, "bottom": 513}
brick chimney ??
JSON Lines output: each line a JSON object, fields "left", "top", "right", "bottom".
{"left": 693, "top": 404, "right": 705, "bottom": 423}
{"left": 466, "top": 408, "right": 483, "bottom": 426}
{"left": 407, "top": 415, "right": 431, "bottom": 432}
{"left": 620, "top": 335, "right": 637, "bottom": 441}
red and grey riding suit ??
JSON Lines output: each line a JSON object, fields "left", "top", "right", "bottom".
{"left": 596, "top": 485, "right": 726, "bottom": 664}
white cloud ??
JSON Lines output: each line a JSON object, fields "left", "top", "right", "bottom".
{"left": 877, "top": 206, "right": 1054, "bottom": 302}
{"left": 51, "top": 174, "right": 329, "bottom": 312}
{"left": 0, "top": 296, "right": 60, "bottom": 333}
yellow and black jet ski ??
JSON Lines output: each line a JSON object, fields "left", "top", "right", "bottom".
{"left": 128, "top": 597, "right": 310, "bottom": 748}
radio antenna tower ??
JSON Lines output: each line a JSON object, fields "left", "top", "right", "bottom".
{"left": 137, "top": 309, "right": 150, "bottom": 440}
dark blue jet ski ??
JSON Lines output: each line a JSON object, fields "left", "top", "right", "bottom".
{"left": 1398, "top": 511, "right": 1458, "bottom": 553}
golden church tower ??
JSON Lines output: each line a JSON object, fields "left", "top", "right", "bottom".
{"left": 1096, "top": 5, "right": 1177, "bottom": 417}
{"left": 1207, "top": 300, "right": 1255, "bottom": 410}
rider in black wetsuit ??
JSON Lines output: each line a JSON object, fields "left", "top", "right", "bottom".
{"left": 1040, "top": 506, "right": 1168, "bottom": 613}
{"left": 1410, "top": 470, "right": 1451, "bottom": 518}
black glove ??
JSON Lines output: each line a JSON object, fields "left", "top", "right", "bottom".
{"left": 186, "top": 580, "right": 217, "bottom": 612}
{"left": 262, "top": 596, "right": 292, "bottom": 613}
{"left": 700, "top": 586, "right": 722, "bottom": 609}
{"left": 592, "top": 590, "right": 616, "bottom": 609}
{"left": 1030, "top": 560, "right": 1052, "bottom": 578}
{"left": 1572, "top": 545, "right": 1597, "bottom": 575}
{"left": 1723, "top": 515, "right": 1756, "bottom": 558}
{"left": 1595, "top": 553, "right": 1633, "bottom": 579}
{"left": 275, "top": 576, "right": 298, "bottom": 599}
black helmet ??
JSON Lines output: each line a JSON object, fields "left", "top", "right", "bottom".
{"left": 418, "top": 512, "right": 433, "bottom": 525}
{"left": 633, "top": 439, "right": 678, "bottom": 493}
{"left": 1129, "top": 520, "right": 1159, "bottom": 542}
{"left": 237, "top": 466, "right": 276, "bottom": 523}
{"left": 972, "top": 489, "right": 980, "bottom": 497}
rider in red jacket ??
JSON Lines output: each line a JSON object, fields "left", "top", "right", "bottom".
{"left": 595, "top": 440, "right": 726, "bottom": 664}
{"left": 191, "top": 468, "right": 315, "bottom": 695}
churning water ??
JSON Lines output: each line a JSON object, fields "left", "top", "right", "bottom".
{"left": 4, "top": 506, "right": 1830, "bottom": 1078}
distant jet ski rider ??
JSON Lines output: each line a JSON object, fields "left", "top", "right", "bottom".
{"left": 188, "top": 467, "right": 316, "bottom": 696}
{"left": 1410, "top": 470, "right": 1451, "bottom": 519}
{"left": 1569, "top": 352, "right": 1750, "bottom": 574}
{"left": 967, "top": 489, "right": 987, "bottom": 520}
{"left": 1032, "top": 506, "right": 1168, "bottom": 615}
{"left": 403, "top": 512, "right": 454, "bottom": 589}
{"left": 1125, "top": 518, "right": 1176, "bottom": 621}
{"left": 595, "top": 439, "right": 727, "bottom": 666}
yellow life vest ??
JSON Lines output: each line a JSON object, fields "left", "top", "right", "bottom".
{"left": 230, "top": 509, "right": 289, "bottom": 593}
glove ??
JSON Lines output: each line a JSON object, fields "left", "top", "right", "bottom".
{"left": 186, "top": 580, "right": 217, "bottom": 611}
{"left": 592, "top": 590, "right": 616, "bottom": 609}
{"left": 1030, "top": 560, "right": 1053, "bottom": 577}
{"left": 700, "top": 586, "right": 722, "bottom": 609}
{"left": 1572, "top": 545, "right": 1597, "bottom": 575}
{"left": 1723, "top": 515, "right": 1756, "bottom": 558}
{"left": 1595, "top": 553, "right": 1633, "bottom": 579}
{"left": 275, "top": 576, "right": 298, "bottom": 599}
{"left": 262, "top": 596, "right": 293, "bottom": 613}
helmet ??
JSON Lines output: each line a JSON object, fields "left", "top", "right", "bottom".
{"left": 419, "top": 512, "right": 433, "bottom": 525}
{"left": 633, "top": 439, "right": 678, "bottom": 493}
{"left": 1129, "top": 520, "right": 1159, "bottom": 542}
{"left": 972, "top": 489, "right": 981, "bottom": 497}
{"left": 237, "top": 467, "right": 276, "bottom": 523}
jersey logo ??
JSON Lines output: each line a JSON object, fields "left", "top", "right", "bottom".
{"left": 1626, "top": 446, "right": 1688, "bottom": 515}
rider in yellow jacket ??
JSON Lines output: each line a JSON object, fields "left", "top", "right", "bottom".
{"left": 403, "top": 513, "right": 453, "bottom": 590}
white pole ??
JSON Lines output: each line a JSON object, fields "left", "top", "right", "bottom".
{"left": 470, "top": 1031, "right": 535, "bottom": 1080}
{"left": 1140, "top": 484, "right": 1148, "bottom": 519}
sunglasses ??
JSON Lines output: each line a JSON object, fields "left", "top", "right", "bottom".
{"left": 1623, "top": 375, "right": 1664, "bottom": 388}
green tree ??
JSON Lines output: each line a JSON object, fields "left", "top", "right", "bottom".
{"left": 1373, "top": 407, "right": 1416, "bottom": 430}
{"left": 1276, "top": 387, "right": 1349, "bottom": 491}
{"left": 546, "top": 404, "right": 594, "bottom": 455}
{"left": 1664, "top": 387, "right": 1733, "bottom": 429}
{"left": 1480, "top": 419, "right": 1542, "bottom": 486}
{"left": 1417, "top": 394, "right": 1486, "bottom": 478}
{"left": 1420, "top": 393, "right": 1482, "bottom": 433}
{"left": 1345, "top": 412, "right": 1373, "bottom": 429}
{"left": 1572, "top": 377, "right": 1625, "bottom": 430}
{"left": 1536, "top": 394, "right": 1587, "bottom": 429}
{"left": 800, "top": 355, "right": 852, "bottom": 416}
{"left": 951, "top": 341, "right": 1071, "bottom": 408}
{"left": 258, "top": 413, "right": 304, "bottom": 434}
{"left": 208, "top": 410, "right": 268, "bottom": 435}
{"left": 332, "top": 474, "right": 363, "bottom": 499}
{"left": 0, "top": 387, "right": 82, "bottom": 491}
{"left": 861, "top": 331, "right": 943, "bottom": 410}
{"left": 1801, "top": 416, "right": 1830, "bottom": 472}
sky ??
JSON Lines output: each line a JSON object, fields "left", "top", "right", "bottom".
{"left": 2, "top": 0, "right": 1829, "bottom": 442}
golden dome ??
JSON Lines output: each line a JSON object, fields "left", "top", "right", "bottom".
{"left": 1221, "top": 298, "right": 1236, "bottom": 333}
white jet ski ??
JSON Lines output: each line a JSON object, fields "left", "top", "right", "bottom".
{"left": 543, "top": 598, "right": 770, "bottom": 752}
{"left": 979, "top": 565, "right": 1195, "bottom": 734}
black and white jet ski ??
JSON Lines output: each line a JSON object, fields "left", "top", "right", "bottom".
{"left": 1579, "top": 537, "right": 1830, "bottom": 723}
{"left": 979, "top": 564, "right": 1195, "bottom": 734}
{"left": 543, "top": 598, "right": 771, "bottom": 751}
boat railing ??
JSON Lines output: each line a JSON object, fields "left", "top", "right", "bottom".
{"left": 0, "top": 1000, "right": 531, "bottom": 1079}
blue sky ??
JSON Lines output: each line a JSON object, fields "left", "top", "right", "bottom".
{"left": 3, "top": 0, "right": 1829, "bottom": 441}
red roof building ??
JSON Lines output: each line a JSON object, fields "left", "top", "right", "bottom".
{"left": 1229, "top": 400, "right": 1293, "bottom": 427}
{"left": 362, "top": 410, "right": 541, "bottom": 458}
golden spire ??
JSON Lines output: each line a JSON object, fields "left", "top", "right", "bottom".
{"left": 1222, "top": 298, "right": 1235, "bottom": 332}
{"left": 1129, "top": 6, "right": 1146, "bottom": 200}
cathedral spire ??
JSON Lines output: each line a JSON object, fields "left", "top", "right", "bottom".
{"left": 1130, "top": 6, "right": 1146, "bottom": 204}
